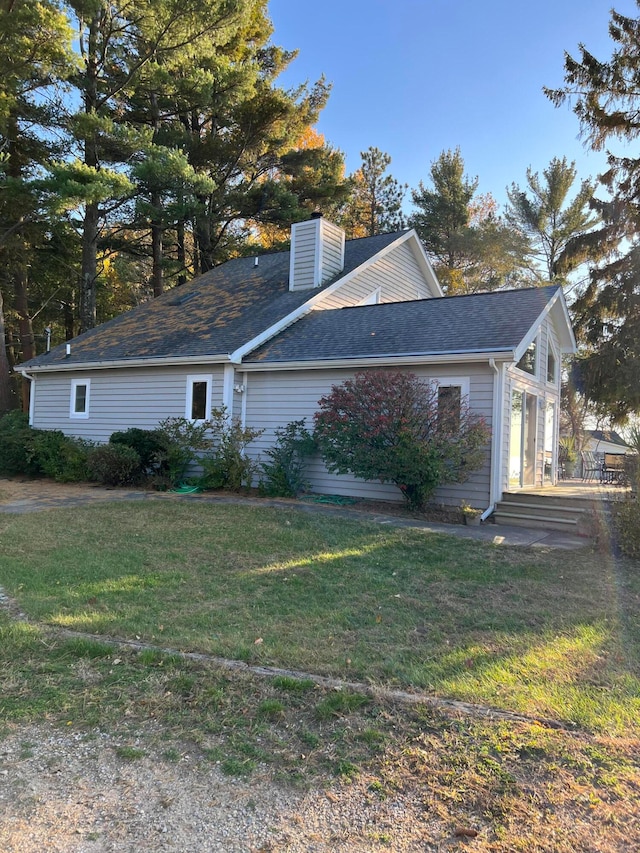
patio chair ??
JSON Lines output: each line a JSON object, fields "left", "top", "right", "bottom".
{"left": 602, "top": 453, "right": 627, "bottom": 485}
{"left": 581, "top": 451, "right": 601, "bottom": 481}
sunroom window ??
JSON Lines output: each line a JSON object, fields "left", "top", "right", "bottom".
{"left": 517, "top": 340, "right": 537, "bottom": 376}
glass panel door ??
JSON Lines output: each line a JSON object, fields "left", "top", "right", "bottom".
{"left": 523, "top": 392, "right": 537, "bottom": 486}
{"left": 509, "top": 389, "right": 538, "bottom": 488}
{"left": 544, "top": 401, "right": 555, "bottom": 483}
{"left": 509, "top": 390, "right": 523, "bottom": 487}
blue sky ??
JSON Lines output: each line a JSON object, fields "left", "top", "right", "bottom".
{"left": 268, "top": 0, "right": 638, "bottom": 211}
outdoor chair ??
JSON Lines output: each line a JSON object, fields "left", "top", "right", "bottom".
{"left": 581, "top": 451, "right": 601, "bottom": 481}
{"left": 601, "top": 453, "right": 627, "bottom": 485}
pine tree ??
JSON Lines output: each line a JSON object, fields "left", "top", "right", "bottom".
{"left": 506, "top": 157, "right": 600, "bottom": 284}
{"left": 338, "top": 147, "right": 406, "bottom": 238}
{"left": 545, "top": 4, "right": 640, "bottom": 419}
{"left": 410, "top": 149, "right": 531, "bottom": 293}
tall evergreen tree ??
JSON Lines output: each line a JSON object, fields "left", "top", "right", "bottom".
{"left": 545, "top": 3, "right": 640, "bottom": 419}
{"left": 0, "top": 0, "right": 75, "bottom": 409}
{"left": 338, "top": 147, "right": 406, "bottom": 237}
{"left": 410, "top": 148, "right": 531, "bottom": 293}
{"left": 506, "top": 157, "right": 600, "bottom": 284}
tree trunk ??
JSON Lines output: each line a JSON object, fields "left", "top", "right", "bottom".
{"left": 176, "top": 218, "right": 187, "bottom": 285}
{"left": 151, "top": 210, "right": 163, "bottom": 297}
{"left": 13, "top": 257, "right": 35, "bottom": 363}
{"left": 80, "top": 201, "right": 99, "bottom": 331}
{"left": 0, "top": 288, "right": 16, "bottom": 413}
{"left": 79, "top": 10, "right": 101, "bottom": 333}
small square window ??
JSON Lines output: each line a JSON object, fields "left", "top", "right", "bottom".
{"left": 70, "top": 379, "right": 90, "bottom": 419}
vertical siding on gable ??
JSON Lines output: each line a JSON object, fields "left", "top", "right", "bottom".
{"left": 31, "top": 365, "right": 224, "bottom": 443}
{"left": 244, "top": 364, "right": 493, "bottom": 507}
{"left": 317, "top": 242, "right": 435, "bottom": 309}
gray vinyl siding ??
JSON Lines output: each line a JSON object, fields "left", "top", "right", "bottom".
{"left": 244, "top": 364, "right": 494, "bottom": 508}
{"left": 290, "top": 219, "right": 344, "bottom": 290}
{"left": 317, "top": 242, "right": 435, "bottom": 309}
{"left": 31, "top": 365, "right": 225, "bottom": 443}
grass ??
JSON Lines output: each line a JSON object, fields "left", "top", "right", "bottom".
{"left": 0, "top": 609, "right": 638, "bottom": 851}
{"left": 0, "top": 496, "right": 639, "bottom": 850}
{"left": 1, "top": 500, "right": 639, "bottom": 733}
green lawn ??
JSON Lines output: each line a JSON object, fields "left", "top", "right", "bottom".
{"left": 1, "top": 499, "right": 639, "bottom": 734}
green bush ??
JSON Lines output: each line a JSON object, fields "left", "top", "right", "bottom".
{"left": 611, "top": 496, "right": 640, "bottom": 559}
{"left": 199, "top": 412, "right": 263, "bottom": 491}
{"left": 259, "top": 420, "right": 315, "bottom": 497}
{"left": 109, "top": 428, "right": 164, "bottom": 472}
{"left": 32, "top": 430, "right": 93, "bottom": 482}
{"left": 153, "top": 417, "right": 214, "bottom": 488}
{"left": 0, "top": 410, "right": 40, "bottom": 476}
{"left": 87, "top": 443, "right": 142, "bottom": 486}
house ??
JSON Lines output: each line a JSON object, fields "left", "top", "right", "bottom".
{"left": 583, "top": 429, "right": 633, "bottom": 457}
{"left": 19, "top": 214, "right": 576, "bottom": 511}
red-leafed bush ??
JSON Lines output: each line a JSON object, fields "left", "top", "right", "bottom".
{"left": 314, "top": 370, "right": 490, "bottom": 510}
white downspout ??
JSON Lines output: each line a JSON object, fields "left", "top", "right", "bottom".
{"left": 480, "top": 358, "right": 503, "bottom": 521}
{"left": 20, "top": 370, "right": 35, "bottom": 426}
{"left": 222, "top": 363, "right": 235, "bottom": 423}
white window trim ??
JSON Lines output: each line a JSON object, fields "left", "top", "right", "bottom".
{"left": 185, "top": 374, "right": 212, "bottom": 422}
{"left": 429, "top": 375, "right": 470, "bottom": 400}
{"left": 546, "top": 338, "right": 559, "bottom": 386}
{"left": 515, "top": 335, "right": 539, "bottom": 379}
{"left": 70, "top": 378, "right": 90, "bottom": 419}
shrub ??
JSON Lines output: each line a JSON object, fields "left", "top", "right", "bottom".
{"left": 259, "top": 420, "right": 315, "bottom": 497}
{"left": 109, "top": 428, "right": 164, "bottom": 472}
{"left": 611, "top": 496, "right": 640, "bottom": 559}
{"left": 314, "top": 370, "right": 490, "bottom": 511}
{"left": 0, "top": 410, "right": 40, "bottom": 476}
{"left": 153, "top": 416, "right": 214, "bottom": 487}
{"left": 31, "top": 430, "right": 93, "bottom": 482}
{"left": 87, "top": 443, "right": 142, "bottom": 486}
{"left": 199, "top": 411, "right": 263, "bottom": 491}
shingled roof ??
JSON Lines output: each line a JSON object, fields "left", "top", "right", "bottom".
{"left": 22, "top": 231, "right": 404, "bottom": 369}
{"left": 246, "top": 285, "right": 563, "bottom": 363}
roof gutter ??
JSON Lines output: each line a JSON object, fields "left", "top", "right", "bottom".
{"left": 240, "top": 350, "right": 516, "bottom": 372}
{"left": 19, "top": 353, "right": 231, "bottom": 374}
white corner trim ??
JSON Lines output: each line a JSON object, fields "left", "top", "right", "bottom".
{"left": 222, "top": 364, "right": 235, "bottom": 419}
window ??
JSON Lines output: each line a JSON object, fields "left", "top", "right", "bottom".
{"left": 70, "top": 379, "right": 90, "bottom": 419}
{"left": 186, "top": 375, "right": 211, "bottom": 421}
{"left": 437, "top": 384, "right": 462, "bottom": 431}
{"left": 517, "top": 340, "right": 537, "bottom": 376}
{"left": 546, "top": 346, "right": 557, "bottom": 384}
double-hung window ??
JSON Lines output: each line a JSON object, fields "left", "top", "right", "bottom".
{"left": 186, "top": 375, "right": 212, "bottom": 422}
{"left": 70, "top": 379, "right": 90, "bottom": 419}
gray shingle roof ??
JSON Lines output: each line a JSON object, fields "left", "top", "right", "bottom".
{"left": 246, "top": 286, "right": 562, "bottom": 363}
{"left": 22, "top": 231, "right": 405, "bottom": 369}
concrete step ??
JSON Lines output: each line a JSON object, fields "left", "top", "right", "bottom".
{"left": 501, "top": 492, "right": 598, "bottom": 510}
{"left": 493, "top": 510, "right": 581, "bottom": 533}
{"left": 495, "top": 500, "right": 587, "bottom": 521}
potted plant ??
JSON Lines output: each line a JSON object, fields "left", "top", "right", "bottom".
{"left": 461, "top": 501, "right": 482, "bottom": 526}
